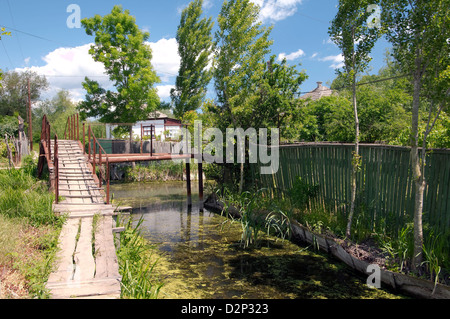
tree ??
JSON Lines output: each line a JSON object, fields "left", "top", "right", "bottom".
{"left": 212, "top": 0, "right": 273, "bottom": 193}
{"left": 254, "top": 55, "right": 308, "bottom": 135}
{"left": 329, "top": 0, "right": 383, "bottom": 238}
{"left": 380, "top": 0, "right": 450, "bottom": 269}
{"left": 171, "top": 0, "right": 214, "bottom": 119}
{"left": 78, "top": 5, "right": 160, "bottom": 125}
{"left": 0, "top": 70, "right": 49, "bottom": 119}
{"left": 33, "top": 90, "right": 78, "bottom": 141}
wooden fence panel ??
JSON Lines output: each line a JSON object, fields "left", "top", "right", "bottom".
{"left": 253, "top": 143, "right": 450, "bottom": 237}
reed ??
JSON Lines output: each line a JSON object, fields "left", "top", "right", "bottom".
{"left": 115, "top": 215, "right": 163, "bottom": 299}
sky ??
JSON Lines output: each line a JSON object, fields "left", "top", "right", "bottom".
{"left": 0, "top": 0, "right": 391, "bottom": 105}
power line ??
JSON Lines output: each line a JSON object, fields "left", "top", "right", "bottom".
{"left": 6, "top": 0, "right": 25, "bottom": 62}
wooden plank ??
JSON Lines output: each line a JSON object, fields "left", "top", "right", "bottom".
{"left": 73, "top": 218, "right": 96, "bottom": 281}
{"left": 95, "top": 216, "right": 120, "bottom": 279}
{"left": 47, "top": 218, "right": 80, "bottom": 283}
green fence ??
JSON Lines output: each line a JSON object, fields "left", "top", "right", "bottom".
{"left": 252, "top": 143, "right": 450, "bottom": 236}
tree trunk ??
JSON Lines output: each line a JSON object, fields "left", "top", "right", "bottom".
{"left": 346, "top": 74, "right": 360, "bottom": 238}
{"left": 411, "top": 70, "right": 424, "bottom": 270}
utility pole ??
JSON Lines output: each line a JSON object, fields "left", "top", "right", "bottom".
{"left": 28, "top": 78, "right": 33, "bottom": 152}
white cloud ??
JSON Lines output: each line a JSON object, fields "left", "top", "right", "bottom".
{"left": 147, "top": 38, "right": 180, "bottom": 82}
{"left": 251, "top": 0, "right": 303, "bottom": 23}
{"left": 14, "top": 38, "right": 181, "bottom": 103}
{"left": 277, "top": 48, "right": 305, "bottom": 61}
{"left": 319, "top": 54, "right": 345, "bottom": 69}
{"left": 156, "top": 85, "right": 175, "bottom": 100}
{"left": 15, "top": 43, "right": 111, "bottom": 102}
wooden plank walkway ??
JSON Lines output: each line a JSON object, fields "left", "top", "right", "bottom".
{"left": 46, "top": 140, "right": 122, "bottom": 299}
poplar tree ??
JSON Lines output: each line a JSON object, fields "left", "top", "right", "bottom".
{"left": 380, "top": 0, "right": 449, "bottom": 269}
{"left": 329, "top": 0, "right": 383, "bottom": 238}
{"left": 171, "top": 0, "right": 214, "bottom": 119}
{"left": 212, "top": 0, "right": 273, "bottom": 193}
{"left": 79, "top": 5, "right": 160, "bottom": 124}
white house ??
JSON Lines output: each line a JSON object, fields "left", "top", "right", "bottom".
{"left": 105, "top": 111, "right": 183, "bottom": 141}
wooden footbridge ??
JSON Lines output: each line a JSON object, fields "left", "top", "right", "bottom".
{"left": 38, "top": 114, "right": 201, "bottom": 299}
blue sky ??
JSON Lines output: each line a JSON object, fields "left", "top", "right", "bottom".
{"left": 0, "top": 0, "right": 391, "bottom": 104}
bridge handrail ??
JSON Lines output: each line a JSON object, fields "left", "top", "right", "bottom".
{"left": 38, "top": 115, "right": 59, "bottom": 203}
{"left": 64, "top": 113, "right": 79, "bottom": 141}
{"left": 87, "top": 125, "right": 110, "bottom": 204}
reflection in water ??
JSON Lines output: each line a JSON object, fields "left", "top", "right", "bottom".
{"left": 111, "top": 182, "right": 404, "bottom": 299}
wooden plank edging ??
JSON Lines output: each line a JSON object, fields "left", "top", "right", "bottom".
{"left": 204, "top": 194, "right": 450, "bottom": 299}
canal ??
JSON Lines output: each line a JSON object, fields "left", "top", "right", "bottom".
{"left": 111, "top": 181, "right": 404, "bottom": 299}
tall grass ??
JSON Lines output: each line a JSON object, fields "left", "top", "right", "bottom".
{"left": 115, "top": 215, "right": 163, "bottom": 299}
{"left": 216, "top": 187, "right": 294, "bottom": 248}
{"left": 0, "top": 162, "right": 60, "bottom": 227}
{"left": 0, "top": 157, "right": 63, "bottom": 298}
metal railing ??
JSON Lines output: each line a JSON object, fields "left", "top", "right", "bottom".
{"left": 64, "top": 113, "right": 79, "bottom": 141}
{"left": 38, "top": 115, "right": 59, "bottom": 203}
{"left": 87, "top": 124, "right": 110, "bottom": 204}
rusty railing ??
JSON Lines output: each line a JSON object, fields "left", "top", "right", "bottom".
{"left": 87, "top": 125, "right": 110, "bottom": 204}
{"left": 38, "top": 115, "right": 59, "bottom": 203}
{"left": 64, "top": 113, "right": 79, "bottom": 141}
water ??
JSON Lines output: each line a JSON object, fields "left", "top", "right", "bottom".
{"left": 111, "top": 181, "right": 404, "bottom": 299}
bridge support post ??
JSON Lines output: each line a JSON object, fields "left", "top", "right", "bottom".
{"left": 186, "top": 160, "right": 192, "bottom": 208}
{"left": 198, "top": 162, "right": 203, "bottom": 211}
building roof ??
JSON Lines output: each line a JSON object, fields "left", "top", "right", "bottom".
{"left": 148, "top": 111, "right": 171, "bottom": 120}
{"left": 301, "top": 82, "right": 334, "bottom": 101}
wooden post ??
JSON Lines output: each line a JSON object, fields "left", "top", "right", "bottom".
{"left": 186, "top": 160, "right": 192, "bottom": 208}
{"left": 198, "top": 162, "right": 203, "bottom": 210}
{"left": 28, "top": 78, "right": 33, "bottom": 152}
{"left": 140, "top": 124, "right": 143, "bottom": 154}
{"left": 150, "top": 125, "right": 153, "bottom": 157}
{"left": 76, "top": 113, "right": 79, "bottom": 142}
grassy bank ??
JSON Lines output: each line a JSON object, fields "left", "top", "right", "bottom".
{"left": 0, "top": 157, "right": 64, "bottom": 298}
{"left": 122, "top": 160, "right": 201, "bottom": 183}
{"left": 214, "top": 180, "right": 449, "bottom": 288}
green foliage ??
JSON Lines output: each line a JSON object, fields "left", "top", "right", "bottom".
{"left": 0, "top": 70, "right": 49, "bottom": 119}
{"left": 32, "top": 90, "right": 78, "bottom": 142}
{"left": 217, "top": 187, "right": 294, "bottom": 249}
{"left": 0, "top": 166, "right": 61, "bottom": 227}
{"left": 0, "top": 115, "right": 19, "bottom": 137}
{"left": 253, "top": 55, "right": 308, "bottom": 135}
{"left": 289, "top": 177, "right": 319, "bottom": 211}
{"left": 171, "top": 0, "right": 214, "bottom": 118}
{"left": 212, "top": 0, "right": 273, "bottom": 130}
{"left": 116, "top": 215, "right": 163, "bottom": 299}
{"left": 79, "top": 5, "right": 160, "bottom": 124}
{"left": 124, "top": 161, "right": 184, "bottom": 182}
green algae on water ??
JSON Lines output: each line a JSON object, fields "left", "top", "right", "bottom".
{"left": 111, "top": 182, "right": 405, "bottom": 299}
